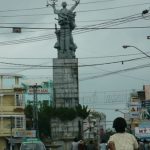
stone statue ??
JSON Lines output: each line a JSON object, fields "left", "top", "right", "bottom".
{"left": 48, "top": 0, "right": 80, "bottom": 58}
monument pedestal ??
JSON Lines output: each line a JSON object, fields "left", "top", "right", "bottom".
{"left": 49, "top": 144, "right": 62, "bottom": 150}
{"left": 53, "top": 58, "right": 79, "bottom": 108}
{"left": 61, "top": 137, "right": 74, "bottom": 150}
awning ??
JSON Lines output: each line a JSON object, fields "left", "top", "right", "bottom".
{"left": 6, "top": 137, "right": 23, "bottom": 144}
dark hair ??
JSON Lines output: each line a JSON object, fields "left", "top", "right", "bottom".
{"left": 74, "top": 137, "right": 78, "bottom": 142}
{"left": 101, "top": 139, "right": 106, "bottom": 143}
{"left": 113, "top": 117, "right": 127, "bottom": 133}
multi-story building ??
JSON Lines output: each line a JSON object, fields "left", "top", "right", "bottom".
{"left": 83, "top": 111, "right": 106, "bottom": 141}
{"left": 0, "top": 74, "right": 26, "bottom": 150}
{"left": 129, "top": 85, "right": 150, "bottom": 139}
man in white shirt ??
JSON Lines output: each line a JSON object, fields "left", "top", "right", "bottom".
{"left": 108, "top": 117, "right": 138, "bottom": 150}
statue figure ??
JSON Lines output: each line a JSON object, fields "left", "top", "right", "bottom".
{"left": 48, "top": 0, "right": 80, "bottom": 58}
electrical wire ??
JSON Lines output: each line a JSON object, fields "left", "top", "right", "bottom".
{"left": 0, "top": 11, "right": 148, "bottom": 46}
{"left": 0, "top": 2, "right": 149, "bottom": 16}
{"left": 0, "top": 55, "right": 147, "bottom": 68}
{"left": 0, "top": 52, "right": 148, "bottom": 60}
{"left": 80, "top": 62, "right": 150, "bottom": 81}
{"left": 79, "top": 2, "right": 150, "bottom": 13}
{"left": 0, "top": 12, "right": 147, "bottom": 46}
{"left": 0, "top": 59, "right": 150, "bottom": 85}
{"left": 0, "top": 0, "right": 117, "bottom": 13}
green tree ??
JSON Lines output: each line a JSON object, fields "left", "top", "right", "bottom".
{"left": 76, "top": 104, "right": 90, "bottom": 119}
{"left": 25, "top": 102, "right": 90, "bottom": 138}
{"left": 38, "top": 101, "right": 52, "bottom": 138}
{"left": 24, "top": 103, "right": 33, "bottom": 129}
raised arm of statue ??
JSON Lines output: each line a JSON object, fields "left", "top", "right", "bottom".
{"left": 50, "top": 3, "right": 59, "bottom": 14}
{"left": 70, "top": 0, "right": 80, "bottom": 12}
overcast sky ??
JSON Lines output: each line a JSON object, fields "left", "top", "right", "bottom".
{"left": 0, "top": 0, "right": 150, "bottom": 127}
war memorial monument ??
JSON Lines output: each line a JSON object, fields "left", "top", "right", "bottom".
{"left": 49, "top": 0, "right": 80, "bottom": 108}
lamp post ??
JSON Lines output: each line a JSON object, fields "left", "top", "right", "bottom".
{"left": 29, "top": 84, "right": 42, "bottom": 138}
{"left": 122, "top": 45, "right": 150, "bottom": 58}
{"left": 115, "top": 109, "right": 126, "bottom": 118}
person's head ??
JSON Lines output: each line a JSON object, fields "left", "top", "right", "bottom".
{"left": 73, "top": 137, "right": 78, "bottom": 142}
{"left": 61, "top": 1, "right": 67, "bottom": 8}
{"left": 113, "top": 117, "right": 127, "bottom": 133}
{"left": 101, "top": 139, "right": 106, "bottom": 143}
{"left": 79, "top": 140, "right": 84, "bottom": 144}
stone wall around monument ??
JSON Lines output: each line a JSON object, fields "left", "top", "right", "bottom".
{"left": 50, "top": 117, "right": 82, "bottom": 140}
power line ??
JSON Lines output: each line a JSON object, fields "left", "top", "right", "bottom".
{"left": 80, "top": 62, "right": 150, "bottom": 81}
{"left": 0, "top": 55, "right": 147, "bottom": 68}
{"left": 0, "top": 26, "right": 149, "bottom": 30}
{"left": 0, "top": 12, "right": 147, "bottom": 24}
{"left": 0, "top": 7, "right": 47, "bottom": 13}
{"left": 0, "top": 2, "right": 149, "bottom": 18}
{"left": 0, "top": 12, "right": 147, "bottom": 46}
{"left": 0, "top": 1, "right": 149, "bottom": 15}
{"left": 0, "top": 0, "right": 116, "bottom": 13}
{"left": 80, "top": 0, "right": 116, "bottom": 5}
{"left": 0, "top": 52, "right": 147, "bottom": 60}
{"left": 0, "top": 25, "right": 148, "bottom": 46}
{"left": 0, "top": 59, "right": 150, "bottom": 82}
{"left": 79, "top": 2, "right": 150, "bottom": 13}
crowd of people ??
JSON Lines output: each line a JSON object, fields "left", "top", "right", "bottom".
{"left": 71, "top": 117, "right": 150, "bottom": 150}
{"left": 137, "top": 139, "right": 150, "bottom": 150}
{"left": 71, "top": 137, "right": 98, "bottom": 150}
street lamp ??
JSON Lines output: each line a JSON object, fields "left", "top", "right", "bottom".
{"left": 122, "top": 45, "right": 150, "bottom": 58}
{"left": 115, "top": 109, "right": 126, "bottom": 118}
{"left": 115, "top": 109, "right": 126, "bottom": 114}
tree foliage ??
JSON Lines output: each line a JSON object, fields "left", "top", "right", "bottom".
{"left": 76, "top": 104, "right": 90, "bottom": 119}
{"left": 25, "top": 102, "right": 90, "bottom": 138}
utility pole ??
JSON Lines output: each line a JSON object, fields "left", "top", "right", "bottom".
{"left": 10, "top": 116, "right": 14, "bottom": 150}
{"left": 29, "top": 84, "right": 42, "bottom": 138}
{"left": 97, "top": 117, "right": 101, "bottom": 148}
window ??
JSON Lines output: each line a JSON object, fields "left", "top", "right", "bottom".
{"left": 15, "top": 93, "right": 24, "bottom": 106}
{"left": 16, "top": 117, "right": 24, "bottom": 128}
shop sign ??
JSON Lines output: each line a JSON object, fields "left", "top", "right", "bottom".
{"left": 28, "top": 88, "right": 49, "bottom": 94}
{"left": 14, "top": 130, "right": 36, "bottom": 137}
{"left": 135, "top": 127, "right": 150, "bottom": 138}
{"left": 129, "top": 102, "right": 141, "bottom": 119}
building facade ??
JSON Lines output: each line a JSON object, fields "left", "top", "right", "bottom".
{"left": 83, "top": 111, "right": 106, "bottom": 140}
{"left": 129, "top": 85, "right": 150, "bottom": 140}
{"left": 0, "top": 74, "right": 26, "bottom": 150}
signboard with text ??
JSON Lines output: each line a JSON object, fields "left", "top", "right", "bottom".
{"left": 28, "top": 88, "right": 49, "bottom": 94}
{"left": 129, "top": 102, "right": 141, "bottom": 119}
{"left": 14, "top": 130, "right": 36, "bottom": 137}
{"left": 135, "top": 127, "right": 150, "bottom": 138}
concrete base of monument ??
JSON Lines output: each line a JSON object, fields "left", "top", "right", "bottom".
{"left": 48, "top": 143, "right": 62, "bottom": 150}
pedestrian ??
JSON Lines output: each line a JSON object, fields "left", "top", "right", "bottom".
{"left": 107, "top": 117, "right": 139, "bottom": 150}
{"left": 99, "top": 139, "right": 107, "bottom": 150}
{"left": 138, "top": 140, "right": 144, "bottom": 150}
{"left": 86, "top": 140, "right": 97, "bottom": 150}
{"left": 71, "top": 137, "right": 80, "bottom": 150}
{"left": 78, "top": 140, "right": 87, "bottom": 150}
{"left": 144, "top": 139, "right": 149, "bottom": 150}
